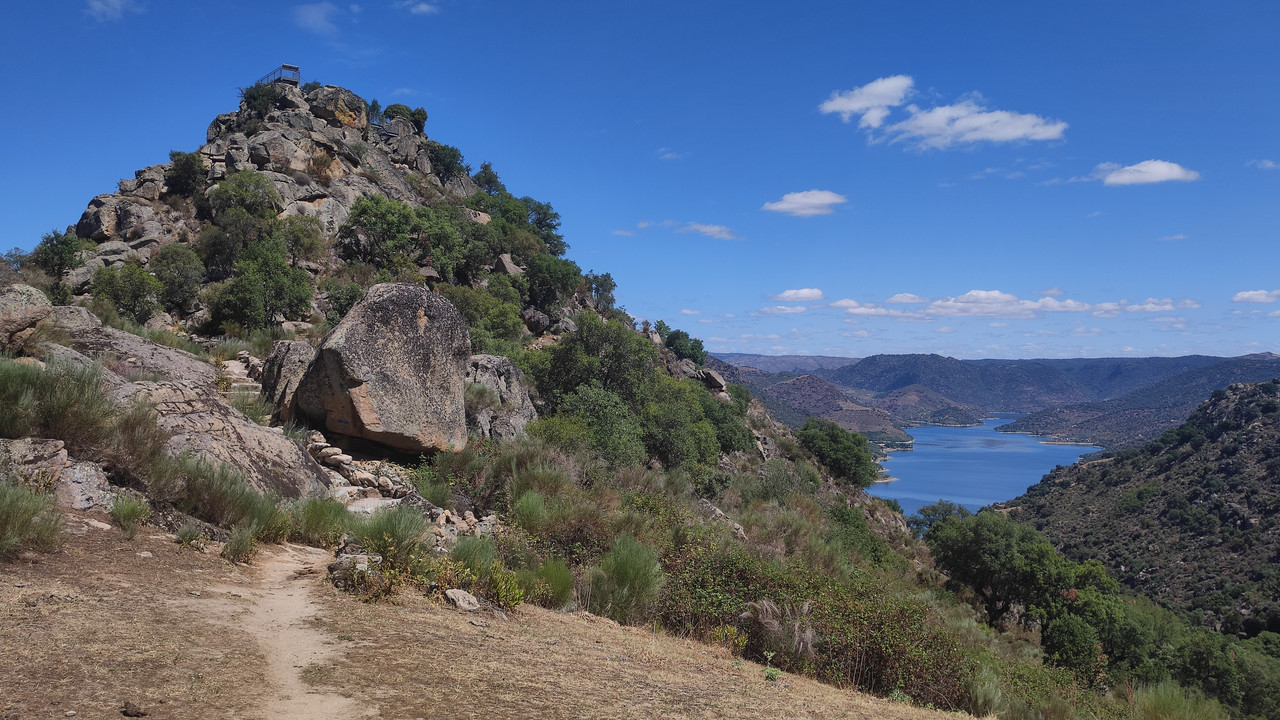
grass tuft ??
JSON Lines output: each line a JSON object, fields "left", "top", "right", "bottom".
{"left": 109, "top": 495, "right": 150, "bottom": 540}
{"left": 0, "top": 481, "right": 62, "bottom": 559}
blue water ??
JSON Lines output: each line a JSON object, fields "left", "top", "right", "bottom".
{"left": 866, "top": 416, "right": 1099, "bottom": 517}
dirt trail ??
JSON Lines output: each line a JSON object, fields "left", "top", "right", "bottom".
{"left": 205, "top": 543, "right": 375, "bottom": 719}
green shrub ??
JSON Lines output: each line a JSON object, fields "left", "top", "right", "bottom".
{"left": 228, "top": 391, "right": 274, "bottom": 423}
{"left": 526, "top": 415, "right": 592, "bottom": 455}
{"left": 239, "top": 82, "right": 283, "bottom": 118}
{"left": 535, "top": 557, "right": 575, "bottom": 609}
{"left": 321, "top": 278, "right": 365, "bottom": 324}
{"left": 272, "top": 214, "right": 326, "bottom": 265}
{"left": 795, "top": 418, "right": 878, "bottom": 488}
{"left": 221, "top": 523, "right": 258, "bottom": 562}
{"left": 149, "top": 243, "right": 205, "bottom": 313}
{"left": 1133, "top": 682, "right": 1229, "bottom": 720}
{"left": 511, "top": 491, "right": 545, "bottom": 531}
{"left": 109, "top": 495, "right": 150, "bottom": 540}
{"left": 425, "top": 141, "right": 468, "bottom": 181}
{"left": 166, "top": 150, "right": 206, "bottom": 197}
{"left": 30, "top": 229, "right": 86, "bottom": 287}
{"left": 384, "top": 103, "right": 427, "bottom": 132}
{"left": 452, "top": 535, "right": 499, "bottom": 577}
{"left": 175, "top": 523, "right": 205, "bottom": 549}
{"left": 92, "top": 262, "right": 163, "bottom": 324}
{"left": 586, "top": 534, "right": 663, "bottom": 624}
{"left": 354, "top": 505, "right": 426, "bottom": 570}
{"left": 0, "top": 481, "right": 62, "bottom": 559}
{"left": 289, "top": 497, "right": 350, "bottom": 548}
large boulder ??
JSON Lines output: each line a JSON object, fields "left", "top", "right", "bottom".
{"left": 0, "top": 284, "right": 53, "bottom": 350}
{"left": 295, "top": 284, "right": 470, "bottom": 453}
{"left": 261, "top": 340, "right": 316, "bottom": 422}
{"left": 112, "top": 381, "right": 330, "bottom": 498}
{"left": 465, "top": 354, "right": 537, "bottom": 441}
{"left": 307, "top": 86, "right": 368, "bottom": 130}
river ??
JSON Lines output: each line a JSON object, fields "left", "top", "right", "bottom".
{"left": 865, "top": 416, "right": 1100, "bottom": 517}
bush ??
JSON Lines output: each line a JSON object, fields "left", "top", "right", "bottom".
{"left": 795, "top": 418, "right": 878, "bottom": 488}
{"left": 273, "top": 214, "right": 326, "bottom": 265}
{"left": 175, "top": 523, "right": 205, "bottom": 549}
{"left": 289, "top": 497, "right": 350, "bottom": 548}
{"left": 664, "top": 329, "right": 706, "bottom": 365}
{"left": 92, "top": 262, "right": 163, "bottom": 323}
{"left": 208, "top": 239, "right": 312, "bottom": 330}
{"left": 425, "top": 141, "right": 468, "bottom": 181}
{"left": 383, "top": 103, "right": 427, "bottom": 132}
{"left": 321, "top": 278, "right": 365, "bottom": 324}
{"left": 586, "top": 534, "right": 663, "bottom": 624}
{"left": 166, "top": 150, "right": 206, "bottom": 197}
{"left": 149, "top": 243, "right": 205, "bottom": 314}
{"left": 534, "top": 557, "right": 575, "bottom": 608}
{"left": 0, "top": 481, "right": 62, "bottom": 559}
{"left": 209, "top": 170, "right": 281, "bottom": 222}
{"left": 221, "top": 523, "right": 258, "bottom": 562}
{"left": 109, "top": 495, "right": 150, "bottom": 540}
{"left": 525, "top": 253, "right": 581, "bottom": 311}
{"left": 30, "top": 229, "right": 84, "bottom": 282}
{"left": 239, "top": 82, "right": 283, "bottom": 117}
{"left": 354, "top": 505, "right": 426, "bottom": 570}
{"left": 1132, "top": 682, "right": 1229, "bottom": 720}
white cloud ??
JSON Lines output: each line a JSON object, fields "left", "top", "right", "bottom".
{"left": 391, "top": 87, "right": 418, "bottom": 96}
{"left": 677, "top": 223, "right": 739, "bottom": 240}
{"left": 1091, "top": 302, "right": 1124, "bottom": 318}
{"left": 294, "top": 2, "right": 339, "bottom": 33}
{"left": 924, "top": 290, "right": 1088, "bottom": 318}
{"left": 611, "top": 229, "right": 633, "bottom": 236}
{"left": 773, "top": 288, "right": 824, "bottom": 302}
{"left": 1233, "top": 289, "right": 1280, "bottom": 303}
{"left": 657, "top": 148, "right": 685, "bottom": 160}
{"left": 398, "top": 1, "right": 440, "bottom": 14}
{"left": 884, "top": 100, "right": 1067, "bottom": 149}
{"left": 680, "top": 308, "right": 701, "bottom": 315}
{"left": 761, "top": 190, "right": 848, "bottom": 217}
{"left": 989, "top": 322, "right": 1008, "bottom": 327}
{"left": 936, "top": 327, "right": 955, "bottom": 334}
{"left": 86, "top": 0, "right": 140, "bottom": 21}
{"left": 1126, "top": 298, "right": 1183, "bottom": 313}
{"left": 636, "top": 221, "right": 652, "bottom": 229}
{"left": 1248, "top": 159, "right": 1279, "bottom": 170}
{"left": 1151, "top": 317, "right": 1188, "bottom": 329}
{"left": 1073, "top": 327, "right": 1104, "bottom": 336}
{"left": 1040, "top": 286, "right": 1064, "bottom": 297}
{"left": 757, "top": 306, "right": 808, "bottom": 315}
{"left": 1160, "top": 234, "right": 1189, "bottom": 242}
{"left": 818, "top": 75, "right": 914, "bottom": 127}
{"left": 885, "top": 293, "right": 929, "bottom": 304}
{"left": 1099, "top": 160, "right": 1200, "bottom": 186}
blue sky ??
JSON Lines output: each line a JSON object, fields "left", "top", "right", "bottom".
{"left": 3, "top": 1, "right": 1278, "bottom": 359}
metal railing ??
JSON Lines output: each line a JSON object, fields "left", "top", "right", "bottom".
{"left": 256, "top": 64, "right": 300, "bottom": 87}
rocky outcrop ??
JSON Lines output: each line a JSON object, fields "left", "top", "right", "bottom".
{"left": 112, "top": 381, "right": 330, "bottom": 498}
{"left": 0, "top": 438, "right": 113, "bottom": 512}
{"left": 38, "top": 307, "right": 217, "bottom": 390}
{"left": 0, "top": 284, "right": 53, "bottom": 351}
{"left": 465, "top": 354, "right": 537, "bottom": 441}
{"left": 295, "top": 284, "right": 470, "bottom": 453}
{"left": 261, "top": 340, "right": 316, "bottom": 421}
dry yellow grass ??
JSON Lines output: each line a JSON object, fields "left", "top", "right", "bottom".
{"left": 0, "top": 510, "right": 976, "bottom": 720}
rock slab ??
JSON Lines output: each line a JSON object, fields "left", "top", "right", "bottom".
{"left": 295, "top": 284, "right": 470, "bottom": 453}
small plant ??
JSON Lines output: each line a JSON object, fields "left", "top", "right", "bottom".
{"left": 0, "top": 481, "right": 63, "bottom": 559}
{"left": 289, "top": 497, "right": 351, "bottom": 548}
{"left": 109, "top": 495, "right": 150, "bottom": 539}
{"left": 353, "top": 505, "right": 425, "bottom": 570}
{"left": 175, "top": 523, "right": 206, "bottom": 550}
{"left": 221, "top": 523, "right": 258, "bottom": 563}
{"left": 586, "top": 534, "right": 663, "bottom": 625}
{"left": 228, "top": 391, "right": 274, "bottom": 423}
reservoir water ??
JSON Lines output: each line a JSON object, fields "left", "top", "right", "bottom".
{"left": 866, "top": 416, "right": 1100, "bottom": 518}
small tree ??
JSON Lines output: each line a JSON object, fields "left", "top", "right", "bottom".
{"left": 794, "top": 418, "right": 878, "bottom": 488}
{"left": 208, "top": 170, "right": 281, "bottom": 221}
{"left": 238, "top": 83, "right": 283, "bottom": 117}
{"left": 272, "top": 214, "right": 325, "bottom": 265}
{"left": 665, "top": 329, "right": 706, "bottom": 365}
{"left": 525, "top": 254, "right": 581, "bottom": 311}
{"left": 384, "top": 103, "right": 427, "bottom": 132}
{"left": 472, "top": 162, "right": 506, "bottom": 197}
{"left": 92, "top": 262, "right": 163, "bottom": 323}
{"left": 149, "top": 244, "right": 205, "bottom": 314}
{"left": 425, "top": 141, "right": 468, "bottom": 181}
{"left": 30, "top": 230, "right": 82, "bottom": 282}
{"left": 165, "top": 151, "right": 206, "bottom": 197}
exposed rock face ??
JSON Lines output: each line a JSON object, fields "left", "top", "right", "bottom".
{"left": 38, "top": 307, "right": 216, "bottom": 390}
{"left": 465, "top": 354, "right": 537, "bottom": 441}
{"left": 112, "top": 381, "right": 329, "bottom": 498}
{"left": 0, "top": 438, "right": 115, "bottom": 511}
{"left": 261, "top": 340, "right": 317, "bottom": 421}
{"left": 0, "top": 284, "right": 53, "bottom": 350}
{"left": 520, "top": 308, "right": 551, "bottom": 335}
{"left": 295, "top": 284, "right": 470, "bottom": 453}
{"left": 307, "top": 86, "right": 368, "bottom": 130}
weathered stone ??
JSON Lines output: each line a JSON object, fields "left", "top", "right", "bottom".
{"left": 260, "top": 340, "right": 316, "bottom": 422}
{"left": 520, "top": 308, "right": 551, "bottom": 335}
{"left": 463, "top": 209, "right": 492, "bottom": 225}
{"left": 0, "top": 284, "right": 53, "bottom": 350}
{"left": 248, "top": 131, "right": 310, "bottom": 173}
{"left": 113, "top": 381, "right": 330, "bottom": 498}
{"left": 698, "top": 368, "right": 728, "bottom": 392}
{"left": 296, "top": 284, "right": 470, "bottom": 453}
{"left": 143, "top": 312, "right": 174, "bottom": 332}
{"left": 307, "top": 86, "right": 368, "bottom": 130}
{"left": 552, "top": 317, "right": 577, "bottom": 334}
{"left": 445, "top": 588, "right": 481, "bottom": 612}
{"left": 418, "top": 266, "right": 441, "bottom": 282}
{"left": 57, "top": 463, "right": 114, "bottom": 511}
{"left": 40, "top": 309, "right": 217, "bottom": 390}
{"left": 465, "top": 354, "right": 538, "bottom": 441}
{"left": 491, "top": 253, "right": 522, "bottom": 276}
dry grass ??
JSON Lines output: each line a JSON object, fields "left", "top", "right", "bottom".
{"left": 1, "top": 508, "right": 975, "bottom": 720}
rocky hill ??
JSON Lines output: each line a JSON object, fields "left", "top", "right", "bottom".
{"left": 713, "top": 353, "right": 859, "bottom": 374}
{"left": 764, "top": 374, "right": 911, "bottom": 445}
{"left": 1004, "top": 379, "right": 1280, "bottom": 635}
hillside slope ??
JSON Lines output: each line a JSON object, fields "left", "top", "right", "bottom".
{"left": 1000, "top": 354, "right": 1280, "bottom": 448}
{"left": 1005, "top": 380, "right": 1280, "bottom": 634}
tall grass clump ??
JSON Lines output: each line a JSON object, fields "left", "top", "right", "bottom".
{"left": 0, "top": 481, "right": 62, "bottom": 559}
{"left": 586, "top": 534, "right": 663, "bottom": 624}
{"left": 221, "top": 523, "right": 258, "bottom": 562}
{"left": 519, "top": 557, "right": 575, "bottom": 609}
{"left": 289, "top": 497, "right": 351, "bottom": 547}
{"left": 354, "top": 505, "right": 426, "bottom": 569}
{"left": 0, "top": 360, "right": 115, "bottom": 453}
{"left": 228, "top": 391, "right": 274, "bottom": 423}
{"left": 1133, "top": 682, "right": 1229, "bottom": 720}
{"left": 511, "top": 490, "right": 545, "bottom": 531}
{"left": 109, "top": 495, "right": 150, "bottom": 539}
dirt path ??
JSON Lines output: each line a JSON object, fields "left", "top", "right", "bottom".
{"left": 205, "top": 543, "right": 375, "bottom": 719}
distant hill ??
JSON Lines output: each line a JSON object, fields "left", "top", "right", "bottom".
{"left": 1000, "top": 355, "right": 1280, "bottom": 448}
{"left": 714, "top": 353, "right": 858, "bottom": 375}
{"left": 822, "top": 354, "right": 1094, "bottom": 412}
{"left": 765, "top": 375, "right": 911, "bottom": 445}
{"left": 869, "top": 384, "right": 984, "bottom": 426}
{"left": 1004, "top": 380, "right": 1280, "bottom": 635}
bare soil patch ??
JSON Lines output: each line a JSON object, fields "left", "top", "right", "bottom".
{"left": 1, "top": 511, "right": 970, "bottom": 720}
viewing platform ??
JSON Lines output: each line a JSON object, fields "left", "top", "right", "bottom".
{"left": 256, "top": 64, "right": 300, "bottom": 87}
